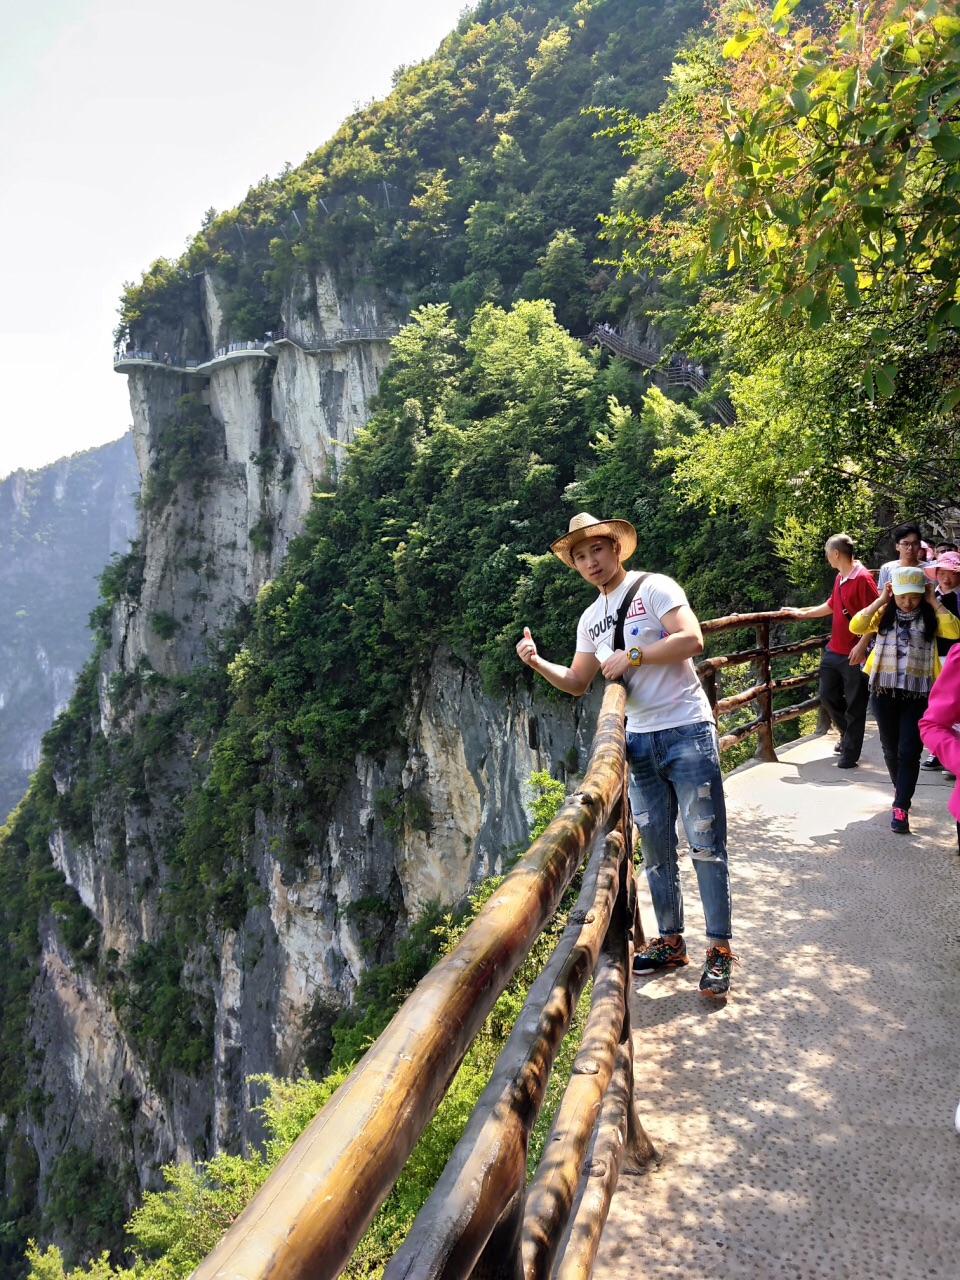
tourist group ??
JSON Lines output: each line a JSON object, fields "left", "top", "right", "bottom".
{"left": 785, "top": 523, "right": 960, "bottom": 846}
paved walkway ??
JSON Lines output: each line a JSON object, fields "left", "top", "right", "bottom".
{"left": 594, "top": 728, "right": 960, "bottom": 1280}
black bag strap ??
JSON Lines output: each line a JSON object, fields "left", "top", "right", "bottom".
{"left": 613, "top": 572, "right": 650, "bottom": 651}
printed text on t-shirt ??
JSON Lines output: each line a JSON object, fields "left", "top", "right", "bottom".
{"left": 587, "top": 615, "right": 615, "bottom": 642}
{"left": 587, "top": 594, "right": 647, "bottom": 642}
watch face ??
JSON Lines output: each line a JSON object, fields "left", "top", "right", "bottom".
{"left": 628, "top": 647, "right": 641, "bottom": 662}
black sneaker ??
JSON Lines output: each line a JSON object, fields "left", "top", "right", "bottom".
{"left": 836, "top": 756, "right": 858, "bottom": 769}
{"left": 891, "top": 806, "right": 910, "bottom": 834}
{"left": 921, "top": 755, "right": 942, "bottom": 771}
{"left": 699, "top": 946, "right": 738, "bottom": 998}
{"left": 633, "top": 936, "right": 688, "bottom": 974}
{"left": 833, "top": 740, "right": 843, "bottom": 754}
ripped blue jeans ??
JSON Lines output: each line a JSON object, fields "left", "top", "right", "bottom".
{"left": 626, "top": 720, "right": 732, "bottom": 942}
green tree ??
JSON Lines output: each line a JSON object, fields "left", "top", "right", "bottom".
{"left": 519, "top": 229, "right": 593, "bottom": 333}
{"left": 525, "top": 770, "right": 567, "bottom": 839}
{"left": 704, "top": 0, "right": 960, "bottom": 381}
{"left": 610, "top": 0, "right": 960, "bottom": 394}
{"left": 599, "top": 0, "right": 960, "bottom": 559}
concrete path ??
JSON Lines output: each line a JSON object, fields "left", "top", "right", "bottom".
{"left": 594, "top": 729, "right": 960, "bottom": 1280}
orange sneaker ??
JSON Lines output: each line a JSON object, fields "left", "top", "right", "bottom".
{"left": 699, "top": 945, "right": 738, "bottom": 998}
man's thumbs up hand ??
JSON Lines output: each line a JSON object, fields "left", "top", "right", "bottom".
{"left": 517, "top": 626, "right": 538, "bottom": 666}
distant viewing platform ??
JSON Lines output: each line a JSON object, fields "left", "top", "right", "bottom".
{"left": 113, "top": 326, "right": 401, "bottom": 375}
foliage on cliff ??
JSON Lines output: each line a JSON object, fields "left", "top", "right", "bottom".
{"left": 0, "top": 720, "right": 104, "bottom": 1274}
{"left": 188, "top": 301, "right": 782, "bottom": 866}
{"left": 25, "top": 859, "right": 585, "bottom": 1280}
{"left": 118, "top": 0, "right": 709, "bottom": 346}
{"left": 601, "top": 0, "right": 960, "bottom": 547}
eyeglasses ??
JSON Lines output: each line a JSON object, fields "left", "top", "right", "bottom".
{"left": 898, "top": 540, "right": 921, "bottom": 548}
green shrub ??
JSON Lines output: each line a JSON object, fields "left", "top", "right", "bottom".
{"left": 41, "top": 1148, "right": 129, "bottom": 1270}
{"left": 140, "top": 396, "right": 223, "bottom": 516}
{"left": 112, "top": 934, "right": 213, "bottom": 1081}
{"left": 248, "top": 516, "right": 273, "bottom": 554}
{"left": 524, "top": 770, "right": 567, "bottom": 840}
{"left": 149, "top": 613, "right": 178, "bottom": 641}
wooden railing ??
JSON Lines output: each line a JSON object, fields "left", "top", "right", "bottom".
{"left": 193, "top": 682, "right": 657, "bottom": 1280}
{"left": 699, "top": 609, "right": 831, "bottom": 762}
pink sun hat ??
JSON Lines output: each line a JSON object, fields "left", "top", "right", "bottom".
{"left": 923, "top": 550, "right": 960, "bottom": 580}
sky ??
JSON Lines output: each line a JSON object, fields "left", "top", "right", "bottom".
{"left": 0, "top": 0, "right": 470, "bottom": 480}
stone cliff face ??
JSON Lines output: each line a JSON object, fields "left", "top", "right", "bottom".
{"left": 0, "top": 437, "right": 138, "bottom": 821}
{"left": 118, "top": 268, "right": 395, "bottom": 678}
{"left": 24, "top": 267, "right": 594, "bottom": 1204}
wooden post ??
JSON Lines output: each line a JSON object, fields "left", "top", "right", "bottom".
{"left": 618, "top": 855, "right": 658, "bottom": 1175}
{"left": 621, "top": 1021, "right": 659, "bottom": 1174}
{"left": 754, "top": 621, "right": 777, "bottom": 763}
{"left": 702, "top": 666, "right": 719, "bottom": 725}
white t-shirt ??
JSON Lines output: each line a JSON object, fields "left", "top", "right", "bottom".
{"left": 575, "top": 570, "right": 713, "bottom": 733}
{"left": 877, "top": 558, "right": 927, "bottom": 589}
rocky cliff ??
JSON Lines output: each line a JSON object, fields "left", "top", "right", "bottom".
{"left": 116, "top": 268, "right": 395, "bottom": 676}
{"left": 0, "top": 437, "right": 138, "bottom": 821}
{"left": 15, "top": 266, "right": 595, "bottom": 1230}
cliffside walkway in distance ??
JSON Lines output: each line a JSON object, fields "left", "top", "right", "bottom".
{"left": 113, "top": 326, "right": 400, "bottom": 375}
{"left": 594, "top": 725, "right": 960, "bottom": 1280}
{"left": 112, "top": 341, "right": 276, "bottom": 376}
{"left": 589, "top": 326, "right": 736, "bottom": 425}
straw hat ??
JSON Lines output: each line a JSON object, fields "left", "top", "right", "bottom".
{"left": 549, "top": 511, "right": 637, "bottom": 569}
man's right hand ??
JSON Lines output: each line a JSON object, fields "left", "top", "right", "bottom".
{"left": 517, "top": 626, "right": 538, "bottom": 667}
{"left": 848, "top": 636, "right": 870, "bottom": 666}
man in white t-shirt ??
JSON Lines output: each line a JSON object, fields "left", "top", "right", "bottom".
{"left": 876, "top": 522, "right": 923, "bottom": 590}
{"left": 516, "top": 511, "right": 735, "bottom": 998}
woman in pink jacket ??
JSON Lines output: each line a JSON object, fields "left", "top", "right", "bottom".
{"left": 919, "top": 642, "right": 960, "bottom": 856}
{"left": 919, "top": 643, "right": 960, "bottom": 1134}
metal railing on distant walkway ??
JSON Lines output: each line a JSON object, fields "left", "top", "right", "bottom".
{"left": 114, "top": 327, "right": 401, "bottom": 372}
{"left": 113, "top": 341, "right": 274, "bottom": 373}
{"left": 269, "top": 323, "right": 401, "bottom": 351}
{"left": 589, "top": 327, "right": 736, "bottom": 425}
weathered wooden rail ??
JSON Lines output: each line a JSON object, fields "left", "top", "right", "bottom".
{"left": 193, "top": 682, "right": 657, "bottom": 1280}
{"left": 699, "top": 609, "right": 830, "bottom": 762}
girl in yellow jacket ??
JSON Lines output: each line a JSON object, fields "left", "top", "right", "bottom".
{"left": 850, "top": 564, "right": 960, "bottom": 834}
